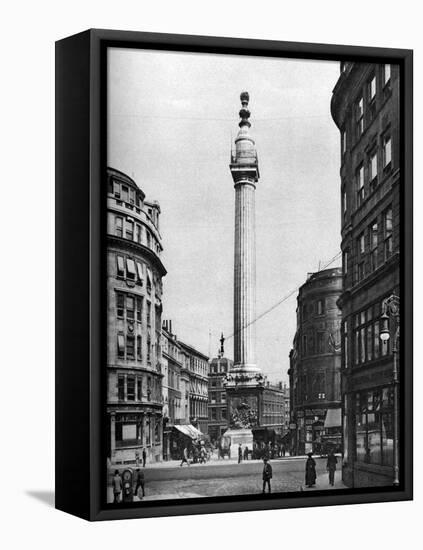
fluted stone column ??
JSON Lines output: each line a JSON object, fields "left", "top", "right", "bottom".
{"left": 234, "top": 180, "right": 257, "bottom": 370}
{"left": 231, "top": 91, "right": 260, "bottom": 375}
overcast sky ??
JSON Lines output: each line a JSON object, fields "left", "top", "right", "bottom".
{"left": 108, "top": 48, "right": 341, "bottom": 383}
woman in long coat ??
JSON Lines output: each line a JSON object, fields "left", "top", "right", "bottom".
{"left": 305, "top": 452, "right": 317, "bottom": 487}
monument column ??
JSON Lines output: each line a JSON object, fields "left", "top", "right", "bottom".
{"left": 224, "top": 92, "right": 264, "bottom": 452}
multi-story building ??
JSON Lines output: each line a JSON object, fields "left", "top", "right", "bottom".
{"left": 179, "top": 342, "right": 209, "bottom": 435}
{"left": 288, "top": 268, "right": 343, "bottom": 455}
{"left": 208, "top": 337, "right": 233, "bottom": 443}
{"left": 282, "top": 383, "right": 290, "bottom": 436}
{"left": 161, "top": 320, "right": 183, "bottom": 460}
{"left": 260, "top": 382, "right": 286, "bottom": 440}
{"left": 106, "top": 167, "right": 166, "bottom": 464}
{"left": 331, "top": 62, "right": 400, "bottom": 487}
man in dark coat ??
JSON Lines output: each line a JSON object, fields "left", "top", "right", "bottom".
{"left": 134, "top": 469, "right": 145, "bottom": 499}
{"left": 326, "top": 450, "right": 338, "bottom": 486}
{"left": 142, "top": 448, "right": 147, "bottom": 468}
{"left": 112, "top": 470, "right": 122, "bottom": 503}
{"left": 262, "top": 457, "right": 272, "bottom": 493}
{"left": 238, "top": 444, "right": 243, "bottom": 464}
{"left": 305, "top": 452, "right": 317, "bottom": 487}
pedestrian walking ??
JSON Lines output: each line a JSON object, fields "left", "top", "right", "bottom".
{"left": 244, "top": 446, "right": 249, "bottom": 461}
{"left": 135, "top": 450, "right": 140, "bottom": 468}
{"left": 262, "top": 457, "right": 272, "bottom": 493}
{"left": 281, "top": 444, "right": 286, "bottom": 457}
{"left": 112, "top": 470, "right": 122, "bottom": 503}
{"left": 142, "top": 448, "right": 147, "bottom": 468}
{"left": 305, "top": 452, "right": 317, "bottom": 488}
{"left": 134, "top": 469, "right": 145, "bottom": 499}
{"left": 238, "top": 443, "right": 243, "bottom": 464}
{"left": 180, "top": 446, "right": 190, "bottom": 467}
{"left": 326, "top": 449, "right": 338, "bottom": 486}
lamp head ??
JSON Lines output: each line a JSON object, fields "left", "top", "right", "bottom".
{"left": 380, "top": 312, "right": 390, "bottom": 341}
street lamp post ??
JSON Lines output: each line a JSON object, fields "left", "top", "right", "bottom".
{"left": 379, "top": 294, "right": 400, "bottom": 486}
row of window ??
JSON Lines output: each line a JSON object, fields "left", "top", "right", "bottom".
{"left": 117, "top": 332, "right": 152, "bottom": 362}
{"left": 116, "top": 291, "right": 151, "bottom": 324}
{"left": 346, "top": 301, "right": 390, "bottom": 367}
{"left": 301, "top": 330, "right": 337, "bottom": 356}
{"left": 301, "top": 298, "right": 326, "bottom": 321}
{"left": 209, "top": 407, "right": 227, "bottom": 421}
{"left": 209, "top": 391, "right": 226, "bottom": 404}
{"left": 341, "top": 64, "right": 392, "bottom": 156}
{"left": 110, "top": 179, "right": 141, "bottom": 207}
{"left": 117, "top": 373, "right": 159, "bottom": 402}
{"left": 114, "top": 215, "right": 161, "bottom": 255}
{"left": 344, "top": 206, "right": 393, "bottom": 284}
{"left": 116, "top": 254, "right": 153, "bottom": 291}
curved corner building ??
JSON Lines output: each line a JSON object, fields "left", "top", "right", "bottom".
{"left": 289, "top": 268, "right": 343, "bottom": 455}
{"left": 106, "top": 167, "right": 166, "bottom": 466}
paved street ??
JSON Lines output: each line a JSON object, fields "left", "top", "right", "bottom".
{"left": 108, "top": 456, "right": 345, "bottom": 502}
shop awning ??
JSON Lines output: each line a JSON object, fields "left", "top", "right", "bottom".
{"left": 324, "top": 408, "right": 342, "bottom": 428}
{"left": 174, "top": 424, "right": 204, "bottom": 440}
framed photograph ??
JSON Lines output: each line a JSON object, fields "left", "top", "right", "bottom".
{"left": 55, "top": 29, "right": 413, "bottom": 521}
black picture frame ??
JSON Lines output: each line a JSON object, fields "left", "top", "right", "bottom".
{"left": 55, "top": 29, "right": 413, "bottom": 521}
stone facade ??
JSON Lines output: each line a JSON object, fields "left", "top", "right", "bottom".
{"left": 179, "top": 342, "right": 209, "bottom": 435}
{"left": 208, "top": 356, "right": 233, "bottom": 443}
{"left": 288, "top": 268, "right": 343, "bottom": 455}
{"left": 106, "top": 167, "right": 166, "bottom": 465}
{"left": 331, "top": 62, "right": 400, "bottom": 487}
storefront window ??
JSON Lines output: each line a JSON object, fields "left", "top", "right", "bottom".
{"left": 355, "top": 387, "right": 393, "bottom": 466}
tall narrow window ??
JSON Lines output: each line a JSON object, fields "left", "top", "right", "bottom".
{"left": 118, "top": 375, "right": 125, "bottom": 400}
{"left": 369, "top": 150, "right": 378, "bottom": 187}
{"left": 356, "top": 233, "right": 365, "bottom": 282}
{"left": 369, "top": 221, "right": 378, "bottom": 272}
{"left": 383, "top": 64, "right": 391, "bottom": 86}
{"left": 146, "top": 301, "right": 151, "bottom": 326}
{"left": 383, "top": 134, "right": 392, "bottom": 168}
{"left": 125, "top": 219, "right": 134, "bottom": 240}
{"left": 136, "top": 262, "right": 143, "bottom": 285}
{"left": 137, "top": 335, "right": 142, "bottom": 360}
{"left": 317, "top": 300, "right": 324, "bottom": 315}
{"left": 136, "top": 297, "right": 142, "bottom": 322}
{"left": 117, "top": 255, "right": 125, "bottom": 277}
{"left": 121, "top": 185, "right": 128, "bottom": 203}
{"left": 342, "top": 187, "right": 347, "bottom": 218}
{"left": 383, "top": 207, "right": 393, "bottom": 260}
{"left": 117, "top": 333, "right": 125, "bottom": 358}
{"left": 356, "top": 96, "right": 364, "bottom": 139}
{"left": 126, "top": 295, "right": 134, "bottom": 320}
{"left": 356, "top": 164, "right": 364, "bottom": 207}
{"left": 126, "top": 335, "right": 135, "bottom": 359}
{"left": 343, "top": 249, "right": 348, "bottom": 276}
{"left": 343, "top": 320, "right": 348, "bottom": 369}
{"left": 137, "top": 377, "right": 142, "bottom": 400}
{"left": 341, "top": 129, "right": 347, "bottom": 157}
{"left": 135, "top": 224, "right": 141, "bottom": 243}
{"left": 127, "top": 376, "right": 135, "bottom": 400}
{"left": 369, "top": 75, "right": 376, "bottom": 101}
{"left": 126, "top": 258, "right": 136, "bottom": 280}
{"left": 115, "top": 216, "right": 123, "bottom": 237}
{"left": 116, "top": 292, "right": 124, "bottom": 318}
{"left": 113, "top": 181, "right": 121, "bottom": 198}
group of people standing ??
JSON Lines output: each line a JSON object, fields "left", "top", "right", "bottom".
{"left": 112, "top": 469, "right": 146, "bottom": 503}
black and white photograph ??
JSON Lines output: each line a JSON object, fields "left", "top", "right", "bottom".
{"left": 105, "top": 47, "right": 401, "bottom": 504}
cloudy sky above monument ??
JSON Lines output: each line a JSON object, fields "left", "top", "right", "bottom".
{"left": 108, "top": 47, "right": 341, "bottom": 383}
